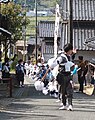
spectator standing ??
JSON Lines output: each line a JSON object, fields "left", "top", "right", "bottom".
{"left": 16, "top": 59, "right": 25, "bottom": 87}
{"left": 2, "top": 54, "right": 17, "bottom": 79}
{"left": 83, "top": 60, "right": 89, "bottom": 86}
{"left": 77, "top": 56, "right": 85, "bottom": 93}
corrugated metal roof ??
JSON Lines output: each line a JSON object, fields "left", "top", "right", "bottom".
{"left": 61, "top": 0, "right": 95, "bottom": 21}
{"left": 38, "top": 21, "right": 61, "bottom": 37}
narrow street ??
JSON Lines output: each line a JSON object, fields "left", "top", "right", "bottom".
{"left": 0, "top": 76, "right": 95, "bottom": 120}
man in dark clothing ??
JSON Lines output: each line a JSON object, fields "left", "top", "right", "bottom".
{"left": 78, "top": 56, "right": 86, "bottom": 93}
{"left": 57, "top": 44, "right": 74, "bottom": 111}
{"left": 49, "top": 43, "right": 75, "bottom": 111}
{"left": 16, "top": 59, "right": 25, "bottom": 87}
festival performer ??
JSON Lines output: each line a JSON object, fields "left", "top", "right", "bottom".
{"left": 48, "top": 43, "right": 76, "bottom": 111}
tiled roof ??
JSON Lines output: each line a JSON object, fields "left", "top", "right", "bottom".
{"left": 61, "top": 23, "right": 95, "bottom": 50}
{"left": 38, "top": 21, "right": 95, "bottom": 50}
{"left": 61, "top": 0, "right": 95, "bottom": 21}
{"left": 73, "top": 28, "right": 95, "bottom": 50}
{"left": 85, "top": 36, "right": 95, "bottom": 49}
{"left": 38, "top": 21, "right": 61, "bottom": 37}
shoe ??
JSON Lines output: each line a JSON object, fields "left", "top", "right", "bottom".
{"left": 60, "top": 103, "right": 63, "bottom": 106}
{"left": 67, "top": 105, "right": 73, "bottom": 111}
{"left": 54, "top": 93, "right": 58, "bottom": 98}
{"left": 21, "top": 85, "right": 25, "bottom": 87}
{"left": 59, "top": 105, "right": 67, "bottom": 110}
{"left": 50, "top": 94, "right": 55, "bottom": 97}
{"left": 50, "top": 93, "right": 58, "bottom": 98}
{"left": 19, "top": 85, "right": 22, "bottom": 88}
{"left": 56, "top": 99, "right": 60, "bottom": 103}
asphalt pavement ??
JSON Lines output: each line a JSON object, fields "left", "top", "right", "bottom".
{"left": 0, "top": 76, "right": 95, "bottom": 120}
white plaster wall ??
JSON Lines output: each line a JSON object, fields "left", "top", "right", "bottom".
{"left": 44, "top": 50, "right": 95, "bottom": 62}
{"left": 75, "top": 50, "right": 95, "bottom": 61}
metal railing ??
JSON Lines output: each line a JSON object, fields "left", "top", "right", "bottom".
{"left": 0, "top": 77, "right": 12, "bottom": 97}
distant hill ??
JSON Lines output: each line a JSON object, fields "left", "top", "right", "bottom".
{"left": 14, "top": 0, "right": 60, "bottom": 11}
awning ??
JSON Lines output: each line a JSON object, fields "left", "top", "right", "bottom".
{"left": 27, "top": 37, "right": 41, "bottom": 45}
{"left": 0, "top": 27, "right": 11, "bottom": 37}
{"left": 16, "top": 40, "right": 28, "bottom": 47}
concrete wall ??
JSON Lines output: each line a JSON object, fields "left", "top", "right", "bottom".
{"left": 75, "top": 50, "right": 95, "bottom": 61}
{"left": 44, "top": 50, "right": 95, "bottom": 62}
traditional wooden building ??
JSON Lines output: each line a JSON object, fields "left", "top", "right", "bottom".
{"left": 38, "top": 0, "right": 95, "bottom": 61}
{"left": 60, "top": 0, "right": 95, "bottom": 60}
{"left": 38, "top": 21, "right": 61, "bottom": 61}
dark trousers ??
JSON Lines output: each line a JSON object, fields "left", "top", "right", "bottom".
{"left": 61, "top": 74, "right": 73, "bottom": 106}
{"left": 57, "top": 84, "right": 61, "bottom": 100}
{"left": 18, "top": 79, "right": 24, "bottom": 86}
{"left": 17, "top": 74, "right": 24, "bottom": 86}
{"left": 84, "top": 76, "right": 87, "bottom": 86}
{"left": 78, "top": 75, "right": 84, "bottom": 92}
{"left": 43, "top": 79, "right": 49, "bottom": 87}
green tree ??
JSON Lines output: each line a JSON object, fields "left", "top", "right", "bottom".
{"left": 1, "top": 2, "right": 30, "bottom": 43}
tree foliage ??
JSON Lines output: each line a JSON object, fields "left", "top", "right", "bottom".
{"left": 1, "top": 2, "right": 30, "bottom": 43}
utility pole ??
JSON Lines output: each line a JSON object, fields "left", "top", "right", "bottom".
{"left": 35, "top": 0, "right": 37, "bottom": 64}
{"left": 68, "top": 0, "right": 73, "bottom": 44}
{"left": 22, "top": 0, "right": 26, "bottom": 61}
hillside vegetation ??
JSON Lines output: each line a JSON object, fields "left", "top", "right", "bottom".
{"left": 26, "top": 16, "right": 55, "bottom": 37}
{"left": 15, "top": 0, "right": 60, "bottom": 10}
{"left": 15, "top": 0, "right": 60, "bottom": 39}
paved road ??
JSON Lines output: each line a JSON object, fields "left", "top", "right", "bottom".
{"left": 0, "top": 76, "right": 95, "bottom": 120}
